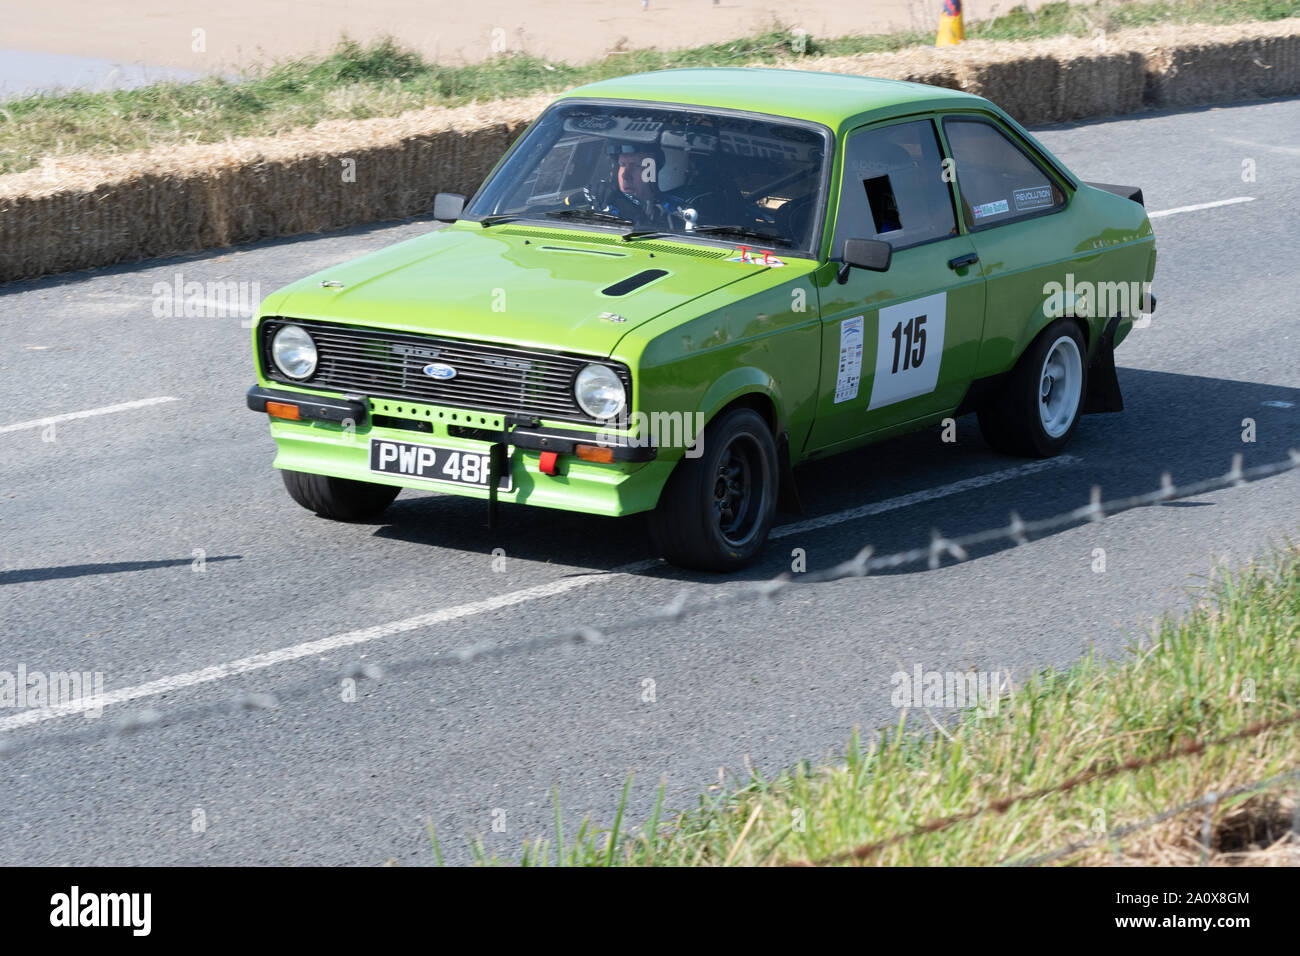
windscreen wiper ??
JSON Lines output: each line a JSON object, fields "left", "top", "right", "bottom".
{"left": 621, "top": 228, "right": 672, "bottom": 241}
{"left": 476, "top": 214, "right": 520, "bottom": 227}
{"left": 545, "top": 209, "right": 635, "bottom": 228}
{"left": 691, "top": 225, "right": 792, "bottom": 246}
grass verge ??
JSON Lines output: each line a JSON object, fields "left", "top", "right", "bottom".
{"left": 442, "top": 542, "right": 1300, "bottom": 865}
{"left": 3, "top": 0, "right": 1300, "bottom": 176}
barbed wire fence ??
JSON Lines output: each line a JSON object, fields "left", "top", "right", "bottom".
{"left": 1003, "top": 764, "right": 1300, "bottom": 868}
{"left": 788, "top": 712, "right": 1300, "bottom": 866}
{"left": 2, "top": 448, "right": 1299, "bottom": 864}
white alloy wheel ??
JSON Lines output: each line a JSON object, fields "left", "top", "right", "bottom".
{"left": 1038, "top": 335, "right": 1083, "bottom": 438}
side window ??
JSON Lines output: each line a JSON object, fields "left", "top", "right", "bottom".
{"left": 943, "top": 118, "right": 1065, "bottom": 229}
{"left": 832, "top": 119, "right": 957, "bottom": 258}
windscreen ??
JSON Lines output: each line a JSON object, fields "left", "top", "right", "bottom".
{"left": 465, "top": 101, "right": 831, "bottom": 256}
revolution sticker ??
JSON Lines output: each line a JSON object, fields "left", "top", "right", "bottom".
{"left": 972, "top": 198, "right": 1009, "bottom": 220}
{"left": 867, "top": 292, "right": 947, "bottom": 410}
{"left": 1013, "top": 185, "right": 1055, "bottom": 211}
{"left": 834, "top": 315, "right": 864, "bottom": 404}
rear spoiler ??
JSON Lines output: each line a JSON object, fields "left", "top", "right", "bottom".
{"left": 1084, "top": 182, "right": 1144, "bottom": 207}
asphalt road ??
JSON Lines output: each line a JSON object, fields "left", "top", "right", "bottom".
{"left": 1, "top": 96, "right": 1297, "bottom": 866}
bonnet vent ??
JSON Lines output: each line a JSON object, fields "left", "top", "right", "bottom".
{"left": 602, "top": 269, "right": 669, "bottom": 296}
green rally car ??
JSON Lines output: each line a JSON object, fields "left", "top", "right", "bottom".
{"left": 247, "top": 68, "right": 1156, "bottom": 571}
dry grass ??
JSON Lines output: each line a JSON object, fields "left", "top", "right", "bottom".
{"left": 1109, "top": 790, "right": 1298, "bottom": 866}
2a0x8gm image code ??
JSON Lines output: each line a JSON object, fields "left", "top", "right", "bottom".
{"left": 1116, "top": 892, "right": 1250, "bottom": 905}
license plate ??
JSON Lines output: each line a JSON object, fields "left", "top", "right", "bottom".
{"left": 369, "top": 438, "right": 512, "bottom": 491}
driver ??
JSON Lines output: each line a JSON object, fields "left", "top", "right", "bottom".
{"left": 600, "top": 144, "right": 690, "bottom": 228}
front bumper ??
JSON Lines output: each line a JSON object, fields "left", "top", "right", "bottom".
{"left": 247, "top": 385, "right": 669, "bottom": 517}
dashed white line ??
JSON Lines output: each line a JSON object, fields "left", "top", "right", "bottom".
{"left": 0, "top": 455, "right": 1079, "bottom": 730}
{"left": 0, "top": 397, "right": 179, "bottom": 435}
{"left": 1147, "top": 197, "right": 1255, "bottom": 219}
{"left": 771, "top": 455, "right": 1078, "bottom": 538}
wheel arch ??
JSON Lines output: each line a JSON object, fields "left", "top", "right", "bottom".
{"left": 643, "top": 374, "right": 784, "bottom": 512}
{"left": 697, "top": 368, "right": 783, "bottom": 435}
{"left": 1015, "top": 296, "right": 1094, "bottom": 364}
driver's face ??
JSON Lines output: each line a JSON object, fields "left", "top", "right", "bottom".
{"left": 616, "top": 152, "right": 653, "bottom": 199}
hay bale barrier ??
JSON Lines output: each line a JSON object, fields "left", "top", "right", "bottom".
{"left": 0, "top": 94, "right": 550, "bottom": 283}
{"left": 1143, "top": 20, "right": 1300, "bottom": 107}
{"left": 3, "top": 21, "right": 1299, "bottom": 284}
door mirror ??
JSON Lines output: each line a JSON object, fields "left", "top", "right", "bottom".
{"left": 837, "top": 238, "right": 892, "bottom": 283}
{"left": 433, "top": 192, "right": 466, "bottom": 222}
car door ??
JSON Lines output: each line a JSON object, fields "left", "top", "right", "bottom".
{"left": 806, "top": 117, "right": 986, "bottom": 454}
{"left": 939, "top": 114, "right": 1073, "bottom": 377}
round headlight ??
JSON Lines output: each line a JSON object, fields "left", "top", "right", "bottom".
{"left": 574, "top": 364, "right": 626, "bottom": 420}
{"left": 271, "top": 325, "right": 318, "bottom": 380}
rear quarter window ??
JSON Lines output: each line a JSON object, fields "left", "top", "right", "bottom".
{"left": 943, "top": 117, "right": 1065, "bottom": 229}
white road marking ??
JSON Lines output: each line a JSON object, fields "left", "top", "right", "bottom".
{"left": 0, "top": 455, "right": 1080, "bottom": 730}
{"left": 0, "top": 397, "right": 179, "bottom": 435}
{"left": 771, "top": 455, "right": 1078, "bottom": 538}
{"left": 1147, "top": 197, "right": 1254, "bottom": 219}
{"left": 0, "top": 563, "right": 656, "bottom": 732}
{"left": 1215, "top": 136, "right": 1300, "bottom": 157}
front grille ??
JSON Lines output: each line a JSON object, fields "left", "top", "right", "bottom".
{"left": 261, "top": 318, "right": 629, "bottom": 424}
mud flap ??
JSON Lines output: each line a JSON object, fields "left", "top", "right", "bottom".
{"left": 487, "top": 441, "right": 507, "bottom": 528}
{"left": 776, "top": 430, "right": 805, "bottom": 515}
{"left": 1084, "top": 317, "right": 1125, "bottom": 414}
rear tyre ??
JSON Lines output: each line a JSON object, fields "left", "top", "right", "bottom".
{"left": 978, "top": 319, "right": 1087, "bottom": 458}
{"left": 281, "top": 469, "right": 400, "bottom": 521}
{"left": 647, "top": 407, "right": 778, "bottom": 572}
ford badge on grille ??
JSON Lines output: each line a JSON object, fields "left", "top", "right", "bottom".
{"left": 422, "top": 363, "right": 457, "bottom": 380}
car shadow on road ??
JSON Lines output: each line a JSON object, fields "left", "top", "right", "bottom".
{"left": 0, "top": 555, "right": 242, "bottom": 585}
{"left": 370, "top": 367, "right": 1299, "bottom": 584}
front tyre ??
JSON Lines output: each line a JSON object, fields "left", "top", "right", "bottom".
{"left": 978, "top": 319, "right": 1087, "bottom": 458}
{"left": 281, "top": 469, "right": 400, "bottom": 521}
{"left": 647, "top": 407, "right": 778, "bottom": 572}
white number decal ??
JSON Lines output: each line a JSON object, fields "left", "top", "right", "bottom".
{"left": 442, "top": 452, "right": 460, "bottom": 481}
{"left": 868, "top": 292, "right": 948, "bottom": 410}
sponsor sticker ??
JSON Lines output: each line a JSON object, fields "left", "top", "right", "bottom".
{"left": 972, "top": 198, "right": 1009, "bottom": 220}
{"left": 1013, "top": 185, "right": 1055, "bottom": 211}
{"left": 834, "top": 315, "right": 865, "bottom": 404}
{"left": 727, "top": 246, "right": 786, "bottom": 266}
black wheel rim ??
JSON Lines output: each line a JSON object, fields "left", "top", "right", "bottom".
{"left": 712, "top": 434, "right": 767, "bottom": 548}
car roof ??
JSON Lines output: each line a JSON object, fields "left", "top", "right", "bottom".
{"left": 558, "top": 68, "right": 989, "bottom": 133}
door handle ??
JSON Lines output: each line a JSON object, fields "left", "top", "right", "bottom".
{"left": 948, "top": 252, "right": 979, "bottom": 270}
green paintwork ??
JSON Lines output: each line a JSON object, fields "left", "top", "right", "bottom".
{"left": 252, "top": 69, "right": 1156, "bottom": 517}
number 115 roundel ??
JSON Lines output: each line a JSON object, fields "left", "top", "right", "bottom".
{"left": 247, "top": 68, "right": 1156, "bottom": 571}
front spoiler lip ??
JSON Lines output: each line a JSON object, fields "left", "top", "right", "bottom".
{"left": 246, "top": 385, "right": 657, "bottom": 462}
{"left": 506, "top": 424, "right": 658, "bottom": 461}
{"left": 246, "top": 385, "right": 365, "bottom": 425}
